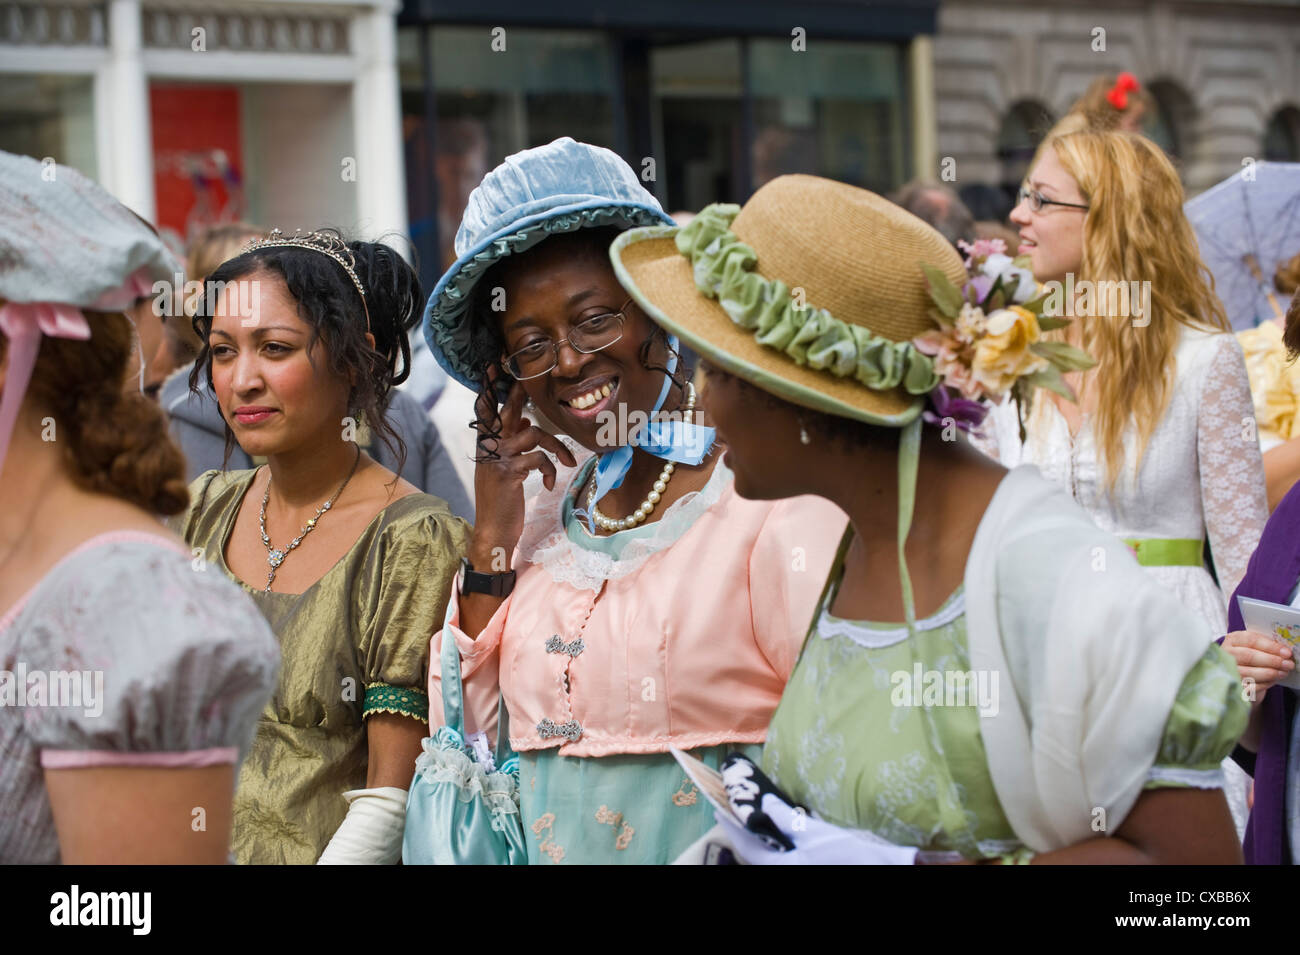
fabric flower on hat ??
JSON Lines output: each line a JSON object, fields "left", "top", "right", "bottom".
{"left": 920, "top": 244, "right": 1095, "bottom": 436}
{"left": 972, "top": 306, "right": 1050, "bottom": 397}
{"left": 954, "top": 302, "right": 987, "bottom": 345}
{"left": 913, "top": 329, "right": 980, "bottom": 400}
{"left": 979, "top": 253, "right": 1037, "bottom": 305}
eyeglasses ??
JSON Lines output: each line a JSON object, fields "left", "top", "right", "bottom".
{"left": 1017, "top": 186, "right": 1090, "bottom": 214}
{"left": 503, "top": 300, "right": 630, "bottom": 380}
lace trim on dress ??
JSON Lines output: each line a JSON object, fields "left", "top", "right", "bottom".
{"left": 413, "top": 735, "right": 521, "bottom": 811}
{"left": 1145, "top": 765, "right": 1224, "bottom": 789}
{"left": 517, "top": 437, "right": 731, "bottom": 591}
{"left": 363, "top": 683, "right": 430, "bottom": 723}
{"left": 815, "top": 592, "right": 967, "bottom": 648}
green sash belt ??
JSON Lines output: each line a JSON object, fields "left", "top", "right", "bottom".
{"left": 1121, "top": 537, "right": 1203, "bottom": 567}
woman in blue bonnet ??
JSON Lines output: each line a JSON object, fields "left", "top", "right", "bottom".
{"left": 418, "top": 137, "right": 846, "bottom": 863}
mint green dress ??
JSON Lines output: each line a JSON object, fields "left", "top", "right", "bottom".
{"left": 516, "top": 459, "right": 759, "bottom": 864}
{"left": 762, "top": 551, "right": 1249, "bottom": 863}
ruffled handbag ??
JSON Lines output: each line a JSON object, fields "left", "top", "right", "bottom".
{"left": 402, "top": 627, "right": 527, "bottom": 864}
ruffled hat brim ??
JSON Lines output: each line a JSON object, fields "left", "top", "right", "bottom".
{"left": 422, "top": 200, "right": 669, "bottom": 395}
{"left": 610, "top": 226, "right": 923, "bottom": 427}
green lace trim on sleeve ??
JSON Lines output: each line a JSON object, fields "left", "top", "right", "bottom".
{"left": 675, "top": 204, "right": 940, "bottom": 395}
{"left": 363, "top": 682, "right": 430, "bottom": 724}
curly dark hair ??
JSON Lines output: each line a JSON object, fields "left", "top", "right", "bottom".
{"left": 189, "top": 229, "right": 421, "bottom": 473}
{"left": 464, "top": 227, "right": 689, "bottom": 461}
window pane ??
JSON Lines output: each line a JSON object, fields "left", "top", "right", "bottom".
{"left": 0, "top": 74, "right": 96, "bottom": 178}
{"left": 748, "top": 38, "right": 907, "bottom": 194}
{"left": 405, "top": 26, "right": 619, "bottom": 271}
{"left": 652, "top": 39, "right": 744, "bottom": 213}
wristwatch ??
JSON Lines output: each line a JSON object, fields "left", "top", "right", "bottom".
{"left": 460, "top": 557, "right": 516, "bottom": 598}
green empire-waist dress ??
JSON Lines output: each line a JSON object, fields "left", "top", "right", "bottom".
{"left": 761, "top": 559, "right": 1250, "bottom": 863}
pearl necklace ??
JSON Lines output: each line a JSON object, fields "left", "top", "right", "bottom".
{"left": 258, "top": 445, "right": 361, "bottom": 592}
{"left": 587, "top": 381, "right": 695, "bottom": 532}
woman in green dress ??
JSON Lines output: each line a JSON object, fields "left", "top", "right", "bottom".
{"left": 174, "top": 231, "right": 469, "bottom": 864}
{"left": 611, "top": 175, "right": 1247, "bottom": 863}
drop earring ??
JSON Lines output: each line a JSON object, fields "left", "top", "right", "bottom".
{"left": 799, "top": 418, "right": 811, "bottom": 445}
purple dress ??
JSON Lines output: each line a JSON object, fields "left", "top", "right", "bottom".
{"left": 1227, "top": 481, "right": 1300, "bottom": 865}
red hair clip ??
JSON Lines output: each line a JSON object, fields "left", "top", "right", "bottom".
{"left": 1106, "top": 72, "right": 1140, "bottom": 110}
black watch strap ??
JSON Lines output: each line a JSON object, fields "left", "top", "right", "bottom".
{"left": 460, "top": 557, "right": 517, "bottom": 598}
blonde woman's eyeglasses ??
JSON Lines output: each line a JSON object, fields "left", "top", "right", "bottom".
{"left": 1017, "top": 186, "right": 1090, "bottom": 213}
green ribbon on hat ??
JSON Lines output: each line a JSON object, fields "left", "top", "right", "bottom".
{"left": 676, "top": 205, "right": 941, "bottom": 396}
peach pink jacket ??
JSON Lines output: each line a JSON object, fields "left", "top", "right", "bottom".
{"left": 429, "top": 452, "right": 847, "bottom": 757}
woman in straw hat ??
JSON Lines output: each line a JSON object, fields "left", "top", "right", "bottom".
{"left": 417, "top": 137, "right": 844, "bottom": 864}
{"left": 0, "top": 151, "right": 279, "bottom": 863}
{"left": 611, "top": 173, "right": 1248, "bottom": 863}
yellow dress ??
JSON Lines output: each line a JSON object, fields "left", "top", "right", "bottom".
{"left": 1237, "top": 321, "right": 1300, "bottom": 450}
{"left": 173, "top": 468, "right": 469, "bottom": 864}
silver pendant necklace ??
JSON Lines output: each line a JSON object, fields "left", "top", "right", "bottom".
{"left": 258, "top": 445, "right": 361, "bottom": 592}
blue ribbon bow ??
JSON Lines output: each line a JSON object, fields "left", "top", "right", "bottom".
{"left": 579, "top": 337, "right": 716, "bottom": 531}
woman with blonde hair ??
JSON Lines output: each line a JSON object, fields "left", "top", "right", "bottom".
{"left": 987, "top": 129, "right": 1267, "bottom": 836}
{"left": 1061, "top": 72, "right": 1153, "bottom": 136}
{"left": 989, "top": 129, "right": 1267, "bottom": 634}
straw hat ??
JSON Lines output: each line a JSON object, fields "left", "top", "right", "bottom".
{"left": 610, "top": 174, "right": 968, "bottom": 426}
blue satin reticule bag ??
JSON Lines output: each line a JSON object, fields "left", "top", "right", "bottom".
{"left": 403, "top": 623, "right": 526, "bottom": 865}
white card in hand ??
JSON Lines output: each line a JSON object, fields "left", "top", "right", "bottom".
{"left": 1237, "top": 595, "right": 1300, "bottom": 691}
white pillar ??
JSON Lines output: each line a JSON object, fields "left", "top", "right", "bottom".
{"left": 350, "top": 1, "right": 410, "bottom": 255}
{"left": 97, "top": 0, "right": 155, "bottom": 219}
{"left": 908, "top": 34, "right": 937, "bottom": 183}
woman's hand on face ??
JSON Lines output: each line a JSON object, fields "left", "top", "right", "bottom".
{"left": 1222, "top": 629, "right": 1294, "bottom": 700}
{"left": 469, "top": 372, "right": 577, "bottom": 567}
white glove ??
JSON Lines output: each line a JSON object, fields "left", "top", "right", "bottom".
{"left": 714, "top": 793, "right": 918, "bottom": 866}
{"left": 316, "top": 787, "right": 408, "bottom": 865}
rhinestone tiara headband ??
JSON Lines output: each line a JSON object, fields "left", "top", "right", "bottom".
{"left": 242, "top": 229, "right": 371, "bottom": 332}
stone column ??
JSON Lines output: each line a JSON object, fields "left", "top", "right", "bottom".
{"left": 909, "top": 34, "right": 938, "bottom": 183}
{"left": 350, "top": 1, "right": 410, "bottom": 254}
{"left": 96, "top": 0, "right": 155, "bottom": 219}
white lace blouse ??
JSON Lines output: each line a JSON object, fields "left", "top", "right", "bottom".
{"left": 980, "top": 327, "right": 1269, "bottom": 633}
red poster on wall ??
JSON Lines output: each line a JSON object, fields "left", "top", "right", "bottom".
{"left": 150, "top": 85, "right": 245, "bottom": 248}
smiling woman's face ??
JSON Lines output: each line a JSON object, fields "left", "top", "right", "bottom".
{"left": 496, "top": 235, "right": 669, "bottom": 452}
{"left": 1010, "top": 146, "right": 1088, "bottom": 284}
{"left": 208, "top": 270, "right": 352, "bottom": 457}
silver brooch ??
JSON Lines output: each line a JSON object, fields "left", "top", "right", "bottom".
{"left": 544, "top": 635, "right": 585, "bottom": 657}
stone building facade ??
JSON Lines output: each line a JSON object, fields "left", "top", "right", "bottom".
{"left": 933, "top": 0, "right": 1300, "bottom": 206}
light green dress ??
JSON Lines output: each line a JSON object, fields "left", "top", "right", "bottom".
{"left": 762, "top": 547, "right": 1249, "bottom": 863}
{"left": 515, "top": 459, "right": 759, "bottom": 864}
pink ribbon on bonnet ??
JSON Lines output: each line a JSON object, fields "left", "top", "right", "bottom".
{"left": 0, "top": 302, "right": 93, "bottom": 475}
{"left": 0, "top": 266, "right": 158, "bottom": 472}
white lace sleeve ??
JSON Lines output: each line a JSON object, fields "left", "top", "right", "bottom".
{"left": 1198, "top": 335, "right": 1269, "bottom": 599}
